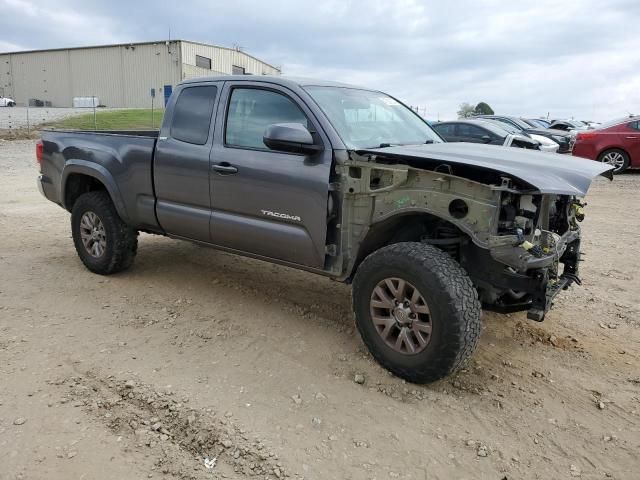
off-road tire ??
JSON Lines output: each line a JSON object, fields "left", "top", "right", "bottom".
{"left": 71, "top": 191, "right": 138, "bottom": 275}
{"left": 352, "top": 242, "right": 482, "bottom": 383}
{"left": 598, "top": 148, "right": 629, "bottom": 174}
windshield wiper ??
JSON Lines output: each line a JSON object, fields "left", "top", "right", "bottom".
{"left": 373, "top": 140, "right": 434, "bottom": 148}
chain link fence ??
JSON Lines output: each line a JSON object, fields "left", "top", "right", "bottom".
{"left": 0, "top": 97, "right": 159, "bottom": 139}
{"left": 0, "top": 106, "right": 107, "bottom": 138}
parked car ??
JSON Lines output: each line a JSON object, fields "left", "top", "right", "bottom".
{"left": 477, "top": 118, "right": 560, "bottom": 153}
{"left": 572, "top": 116, "right": 640, "bottom": 173}
{"left": 549, "top": 119, "right": 589, "bottom": 133}
{"left": 0, "top": 96, "right": 16, "bottom": 107}
{"left": 474, "top": 115, "right": 573, "bottom": 153}
{"left": 432, "top": 119, "right": 541, "bottom": 150}
{"left": 37, "top": 75, "right": 612, "bottom": 383}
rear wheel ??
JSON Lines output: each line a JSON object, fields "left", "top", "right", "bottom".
{"left": 598, "top": 149, "right": 629, "bottom": 174}
{"left": 71, "top": 191, "right": 138, "bottom": 274}
{"left": 352, "top": 242, "right": 482, "bottom": 383}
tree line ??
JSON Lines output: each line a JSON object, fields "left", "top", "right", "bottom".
{"left": 457, "top": 102, "right": 494, "bottom": 118}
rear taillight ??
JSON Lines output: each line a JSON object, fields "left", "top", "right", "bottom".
{"left": 36, "top": 140, "right": 43, "bottom": 171}
{"left": 576, "top": 132, "right": 597, "bottom": 141}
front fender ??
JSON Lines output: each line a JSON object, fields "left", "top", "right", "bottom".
{"left": 61, "top": 160, "right": 130, "bottom": 222}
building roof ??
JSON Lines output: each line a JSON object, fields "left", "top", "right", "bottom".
{"left": 180, "top": 40, "right": 280, "bottom": 71}
{"left": 0, "top": 39, "right": 280, "bottom": 71}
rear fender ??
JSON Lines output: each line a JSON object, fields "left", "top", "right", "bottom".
{"left": 61, "top": 160, "right": 129, "bottom": 222}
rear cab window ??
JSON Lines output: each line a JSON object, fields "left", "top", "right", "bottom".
{"left": 170, "top": 86, "right": 218, "bottom": 144}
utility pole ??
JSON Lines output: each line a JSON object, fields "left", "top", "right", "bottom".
{"left": 93, "top": 96, "right": 97, "bottom": 130}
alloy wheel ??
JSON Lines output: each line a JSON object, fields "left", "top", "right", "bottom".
{"left": 601, "top": 151, "right": 626, "bottom": 171}
{"left": 79, "top": 211, "right": 107, "bottom": 258}
{"left": 369, "top": 277, "right": 432, "bottom": 354}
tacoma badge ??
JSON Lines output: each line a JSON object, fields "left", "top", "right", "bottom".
{"left": 260, "top": 210, "right": 301, "bottom": 222}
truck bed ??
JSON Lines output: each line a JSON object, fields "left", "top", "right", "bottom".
{"left": 39, "top": 129, "right": 161, "bottom": 231}
{"left": 46, "top": 129, "right": 160, "bottom": 138}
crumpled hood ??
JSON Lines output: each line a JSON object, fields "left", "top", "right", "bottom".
{"left": 357, "top": 143, "right": 613, "bottom": 196}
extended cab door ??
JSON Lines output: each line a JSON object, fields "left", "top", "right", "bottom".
{"left": 208, "top": 81, "right": 332, "bottom": 268}
{"left": 154, "top": 82, "right": 221, "bottom": 241}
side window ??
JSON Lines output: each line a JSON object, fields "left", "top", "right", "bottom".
{"left": 170, "top": 86, "right": 217, "bottom": 145}
{"left": 629, "top": 121, "right": 640, "bottom": 131}
{"left": 225, "top": 88, "right": 308, "bottom": 149}
{"left": 195, "top": 55, "right": 212, "bottom": 70}
{"left": 434, "top": 124, "right": 455, "bottom": 136}
{"left": 457, "top": 124, "right": 486, "bottom": 139}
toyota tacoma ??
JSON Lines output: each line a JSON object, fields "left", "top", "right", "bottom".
{"left": 36, "top": 76, "right": 612, "bottom": 383}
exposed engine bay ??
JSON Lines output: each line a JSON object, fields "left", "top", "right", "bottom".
{"left": 472, "top": 188, "right": 585, "bottom": 320}
{"left": 334, "top": 144, "right": 611, "bottom": 321}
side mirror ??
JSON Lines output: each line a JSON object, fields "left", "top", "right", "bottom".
{"left": 481, "top": 135, "right": 492, "bottom": 143}
{"left": 263, "top": 123, "right": 323, "bottom": 154}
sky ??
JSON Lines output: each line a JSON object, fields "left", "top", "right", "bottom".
{"left": 1, "top": 0, "right": 638, "bottom": 121}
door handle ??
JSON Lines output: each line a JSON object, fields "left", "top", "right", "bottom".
{"left": 212, "top": 163, "right": 238, "bottom": 174}
{"left": 626, "top": 136, "right": 638, "bottom": 139}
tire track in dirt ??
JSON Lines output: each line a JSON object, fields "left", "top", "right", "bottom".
{"left": 61, "top": 370, "right": 293, "bottom": 479}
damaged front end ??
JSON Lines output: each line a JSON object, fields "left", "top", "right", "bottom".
{"left": 340, "top": 143, "right": 613, "bottom": 322}
{"left": 461, "top": 184, "right": 586, "bottom": 321}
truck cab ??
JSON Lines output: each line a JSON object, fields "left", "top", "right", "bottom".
{"left": 153, "top": 78, "right": 337, "bottom": 268}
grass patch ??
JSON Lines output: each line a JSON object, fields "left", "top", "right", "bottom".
{"left": 46, "top": 109, "right": 164, "bottom": 130}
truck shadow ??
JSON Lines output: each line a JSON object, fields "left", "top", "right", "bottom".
{"left": 121, "top": 234, "right": 577, "bottom": 396}
{"left": 131, "top": 235, "right": 354, "bottom": 329}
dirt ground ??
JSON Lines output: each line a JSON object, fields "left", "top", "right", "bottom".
{"left": 1, "top": 139, "right": 638, "bottom": 480}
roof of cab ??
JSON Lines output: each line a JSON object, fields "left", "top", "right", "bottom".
{"left": 179, "top": 75, "right": 368, "bottom": 90}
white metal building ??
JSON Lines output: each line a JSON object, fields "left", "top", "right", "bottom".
{"left": 0, "top": 40, "right": 281, "bottom": 108}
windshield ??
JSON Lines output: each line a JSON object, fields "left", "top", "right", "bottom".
{"left": 508, "top": 117, "right": 533, "bottom": 130}
{"left": 530, "top": 118, "right": 551, "bottom": 128}
{"left": 469, "top": 120, "right": 510, "bottom": 136}
{"left": 555, "top": 119, "right": 586, "bottom": 128}
{"left": 482, "top": 119, "right": 520, "bottom": 134}
{"left": 304, "top": 86, "right": 442, "bottom": 149}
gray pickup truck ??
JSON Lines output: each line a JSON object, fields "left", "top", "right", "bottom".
{"left": 37, "top": 76, "right": 612, "bottom": 383}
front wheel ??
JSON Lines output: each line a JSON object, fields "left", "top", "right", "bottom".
{"left": 352, "top": 242, "right": 482, "bottom": 383}
{"left": 71, "top": 191, "right": 138, "bottom": 275}
{"left": 598, "top": 149, "right": 629, "bottom": 174}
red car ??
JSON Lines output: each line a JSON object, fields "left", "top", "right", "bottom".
{"left": 572, "top": 116, "right": 640, "bottom": 173}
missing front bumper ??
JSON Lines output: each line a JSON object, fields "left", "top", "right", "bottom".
{"left": 461, "top": 238, "right": 582, "bottom": 322}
